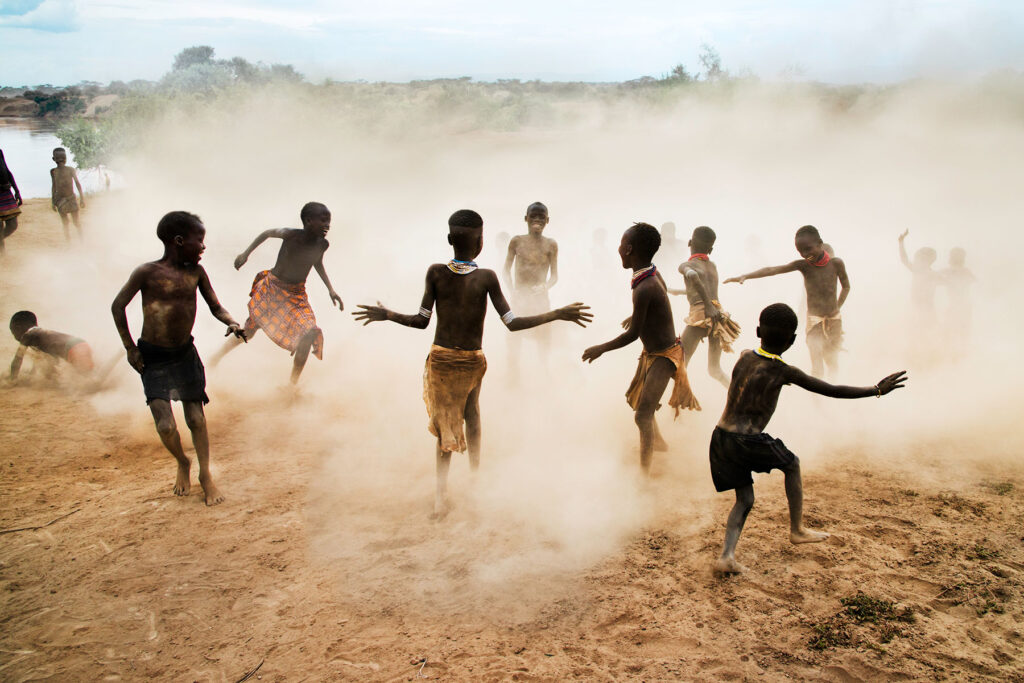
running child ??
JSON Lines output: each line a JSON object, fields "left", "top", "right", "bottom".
{"left": 111, "top": 211, "right": 245, "bottom": 506}
{"left": 724, "top": 225, "right": 850, "bottom": 377}
{"left": 50, "top": 147, "right": 84, "bottom": 241}
{"left": 711, "top": 303, "right": 906, "bottom": 573}
{"left": 211, "top": 202, "right": 342, "bottom": 385}
{"left": 582, "top": 222, "right": 700, "bottom": 474}
{"left": 353, "top": 209, "right": 591, "bottom": 518}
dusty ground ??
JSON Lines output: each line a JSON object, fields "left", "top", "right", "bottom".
{"left": 1, "top": 198, "right": 1023, "bottom": 681}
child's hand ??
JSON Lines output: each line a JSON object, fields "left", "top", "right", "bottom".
{"left": 79, "top": 199, "right": 85, "bottom": 209}
{"left": 51, "top": 203, "right": 57, "bottom": 212}
{"left": 898, "top": 229, "right": 909, "bottom": 241}
{"left": 126, "top": 347, "right": 144, "bottom": 373}
{"left": 723, "top": 276, "right": 745, "bottom": 284}
{"left": 876, "top": 370, "right": 907, "bottom": 396}
{"left": 329, "top": 290, "right": 344, "bottom": 311}
{"left": 225, "top": 323, "right": 247, "bottom": 341}
{"left": 708, "top": 307, "right": 724, "bottom": 324}
{"left": 620, "top": 316, "right": 631, "bottom": 330}
{"left": 352, "top": 302, "right": 389, "bottom": 325}
{"left": 582, "top": 345, "right": 605, "bottom": 363}
{"left": 556, "top": 302, "right": 592, "bottom": 327}
{"left": 233, "top": 253, "right": 248, "bottom": 270}
{"left": 15, "top": 195, "right": 22, "bottom": 206}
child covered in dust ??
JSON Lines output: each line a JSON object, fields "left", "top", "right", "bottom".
{"left": 0, "top": 149, "right": 23, "bottom": 254}
{"left": 582, "top": 222, "right": 700, "bottom": 474}
{"left": 725, "top": 225, "right": 850, "bottom": 378}
{"left": 353, "top": 209, "right": 591, "bottom": 518}
{"left": 503, "top": 202, "right": 559, "bottom": 374}
{"left": 897, "top": 230, "right": 942, "bottom": 327}
{"left": 7, "top": 310, "right": 94, "bottom": 381}
{"left": 111, "top": 211, "right": 246, "bottom": 506}
{"left": 712, "top": 303, "right": 906, "bottom": 574}
{"left": 50, "top": 147, "right": 84, "bottom": 241}
{"left": 678, "top": 226, "right": 741, "bottom": 387}
{"left": 941, "top": 247, "right": 977, "bottom": 354}
{"left": 210, "top": 202, "right": 342, "bottom": 385}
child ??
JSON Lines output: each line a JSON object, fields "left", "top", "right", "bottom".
{"left": 111, "top": 211, "right": 245, "bottom": 506}
{"left": 503, "top": 202, "right": 559, "bottom": 374}
{"left": 678, "top": 226, "right": 741, "bottom": 387}
{"left": 941, "top": 247, "right": 977, "bottom": 355}
{"left": 897, "top": 230, "right": 941, "bottom": 325}
{"left": 8, "top": 310, "right": 94, "bottom": 381}
{"left": 712, "top": 303, "right": 906, "bottom": 573}
{"left": 210, "top": 202, "right": 342, "bottom": 385}
{"left": 50, "top": 147, "right": 84, "bottom": 241}
{"left": 582, "top": 222, "right": 700, "bottom": 474}
{"left": 353, "top": 209, "right": 591, "bottom": 517}
{"left": 724, "top": 225, "right": 850, "bottom": 378}
{"left": 0, "top": 149, "right": 23, "bottom": 254}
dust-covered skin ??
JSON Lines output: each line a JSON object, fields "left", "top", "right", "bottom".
{"left": 50, "top": 149, "right": 84, "bottom": 240}
{"left": 679, "top": 235, "right": 728, "bottom": 385}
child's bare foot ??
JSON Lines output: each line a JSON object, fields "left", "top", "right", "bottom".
{"left": 173, "top": 462, "right": 191, "bottom": 496}
{"left": 653, "top": 434, "right": 669, "bottom": 452}
{"left": 431, "top": 498, "right": 452, "bottom": 521}
{"left": 714, "top": 557, "right": 748, "bottom": 574}
{"left": 199, "top": 475, "right": 225, "bottom": 506}
{"left": 790, "top": 528, "right": 829, "bottom": 544}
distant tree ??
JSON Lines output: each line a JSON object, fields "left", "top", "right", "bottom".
{"left": 664, "top": 64, "right": 694, "bottom": 83}
{"left": 173, "top": 46, "right": 215, "bottom": 71}
{"left": 698, "top": 44, "right": 725, "bottom": 81}
{"left": 268, "top": 63, "right": 304, "bottom": 83}
{"left": 228, "top": 57, "right": 262, "bottom": 83}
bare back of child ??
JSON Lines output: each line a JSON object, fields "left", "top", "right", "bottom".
{"left": 711, "top": 303, "right": 906, "bottom": 574}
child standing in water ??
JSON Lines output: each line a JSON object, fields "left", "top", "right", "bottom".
{"left": 353, "top": 209, "right": 591, "bottom": 518}
{"left": 210, "top": 202, "right": 343, "bottom": 385}
{"left": 50, "top": 147, "right": 84, "bottom": 241}
{"left": 111, "top": 211, "right": 245, "bottom": 506}
{"left": 0, "top": 149, "right": 23, "bottom": 254}
{"left": 711, "top": 303, "right": 906, "bottom": 573}
{"left": 582, "top": 222, "right": 700, "bottom": 474}
{"left": 725, "top": 225, "right": 850, "bottom": 378}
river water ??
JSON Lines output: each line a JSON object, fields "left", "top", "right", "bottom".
{"left": 0, "top": 118, "right": 110, "bottom": 199}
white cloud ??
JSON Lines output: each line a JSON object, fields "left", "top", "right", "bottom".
{"left": 0, "top": 0, "right": 79, "bottom": 32}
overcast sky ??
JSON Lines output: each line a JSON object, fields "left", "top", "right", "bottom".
{"left": 1, "top": 0, "right": 1022, "bottom": 86}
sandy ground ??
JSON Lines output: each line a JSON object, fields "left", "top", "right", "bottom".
{"left": 1, "top": 197, "right": 1023, "bottom": 682}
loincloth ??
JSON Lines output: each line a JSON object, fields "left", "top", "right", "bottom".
{"left": 423, "top": 345, "right": 487, "bottom": 453}
{"left": 684, "top": 300, "right": 742, "bottom": 353}
{"left": 245, "top": 270, "right": 323, "bottom": 359}
{"left": 806, "top": 312, "right": 843, "bottom": 350}
{"left": 625, "top": 341, "right": 700, "bottom": 417}
{"left": 0, "top": 186, "right": 20, "bottom": 219}
{"left": 137, "top": 337, "right": 208, "bottom": 405}
{"left": 54, "top": 196, "right": 78, "bottom": 215}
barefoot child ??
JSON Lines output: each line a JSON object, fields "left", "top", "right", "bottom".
{"left": 111, "top": 211, "right": 245, "bottom": 506}
{"left": 712, "top": 303, "right": 906, "bottom": 573}
{"left": 582, "top": 222, "right": 700, "bottom": 474}
{"left": 8, "top": 311, "right": 94, "bottom": 381}
{"left": 353, "top": 209, "right": 591, "bottom": 517}
{"left": 50, "top": 147, "right": 84, "bottom": 241}
{"left": 897, "top": 230, "right": 941, "bottom": 326}
{"left": 503, "top": 202, "right": 559, "bottom": 375}
{"left": 211, "top": 202, "right": 342, "bottom": 384}
{"left": 724, "top": 225, "right": 850, "bottom": 378}
{"left": 0, "top": 149, "right": 23, "bottom": 254}
{"left": 678, "top": 226, "right": 741, "bottom": 387}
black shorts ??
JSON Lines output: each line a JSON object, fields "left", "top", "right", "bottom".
{"left": 709, "top": 427, "right": 796, "bottom": 492}
{"left": 138, "top": 337, "right": 209, "bottom": 405}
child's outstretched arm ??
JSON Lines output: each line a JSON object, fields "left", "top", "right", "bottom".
{"left": 583, "top": 288, "right": 651, "bottom": 362}
{"left": 9, "top": 345, "right": 27, "bottom": 381}
{"left": 313, "top": 254, "right": 343, "bottom": 310}
{"left": 786, "top": 366, "right": 907, "bottom": 399}
{"left": 485, "top": 270, "right": 589, "bottom": 330}
{"left": 898, "top": 230, "right": 912, "bottom": 271}
{"left": 723, "top": 261, "right": 802, "bottom": 285}
{"left": 111, "top": 266, "right": 147, "bottom": 372}
{"left": 198, "top": 267, "right": 245, "bottom": 340}
{"left": 233, "top": 229, "right": 288, "bottom": 269}
{"left": 352, "top": 268, "right": 436, "bottom": 329}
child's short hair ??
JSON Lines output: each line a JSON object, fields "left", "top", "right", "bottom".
{"left": 758, "top": 303, "right": 798, "bottom": 346}
{"left": 53, "top": 147, "right": 66, "bottom": 155}
{"left": 156, "top": 211, "right": 203, "bottom": 244}
{"left": 300, "top": 201, "right": 329, "bottom": 222}
{"left": 916, "top": 247, "right": 937, "bottom": 265}
{"left": 449, "top": 209, "right": 483, "bottom": 230}
{"left": 627, "top": 222, "right": 662, "bottom": 261}
{"left": 692, "top": 225, "right": 716, "bottom": 250}
{"left": 526, "top": 202, "right": 548, "bottom": 215}
{"left": 795, "top": 225, "right": 821, "bottom": 242}
{"left": 9, "top": 310, "right": 38, "bottom": 335}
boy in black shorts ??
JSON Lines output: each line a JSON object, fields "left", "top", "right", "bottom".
{"left": 711, "top": 303, "right": 906, "bottom": 573}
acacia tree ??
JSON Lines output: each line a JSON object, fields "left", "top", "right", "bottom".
{"left": 172, "top": 46, "right": 215, "bottom": 71}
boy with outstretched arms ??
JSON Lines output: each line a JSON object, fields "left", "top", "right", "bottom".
{"left": 712, "top": 303, "right": 906, "bottom": 573}
{"left": 503, "top": 202, "right": 559, "bottom": 374}
{"left": 725, "top": 225, "right": 849, "bottom": 378}
{"left": 582, "top": 223, "right": 700, "bottom": 474}
{"left": 50, "top": 147, "right": 84, "bottom": 240}
{"left": 111, "top": 211, "right": 246, "bottom": 506}
{"left": 353, "top": 209, "right": 591, "bottom": 517}
{"left": 678, "top": 226, "right": 741, "bottom": 387}
{"left": 211, "top": 202, "right": 342, "bottom": 385}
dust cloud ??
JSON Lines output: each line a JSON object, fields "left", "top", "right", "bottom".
{"left": 6, "top": 74, "right": 1023, "bottom": 614}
